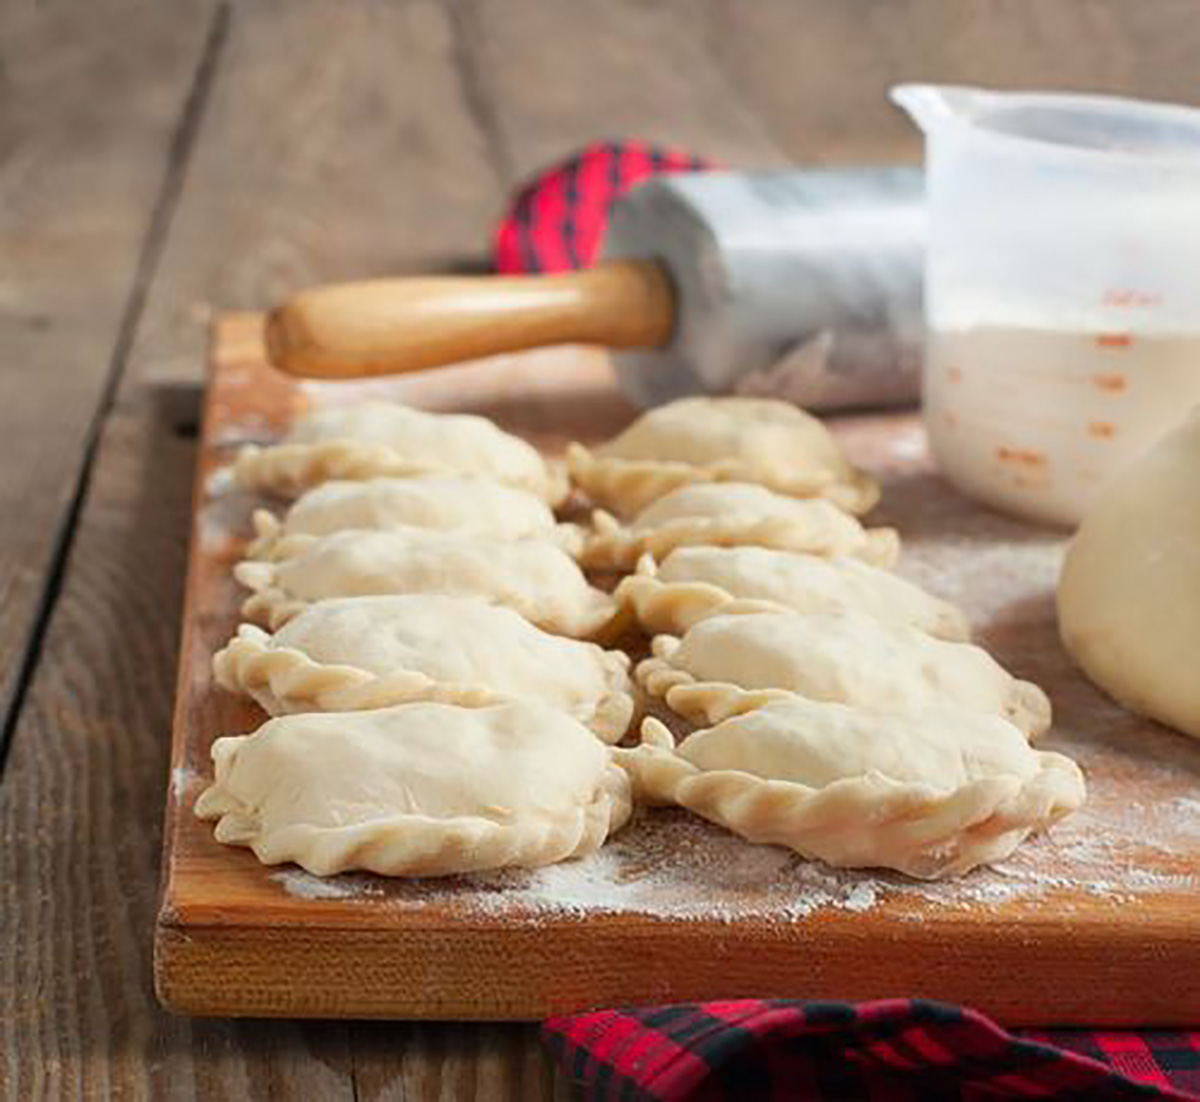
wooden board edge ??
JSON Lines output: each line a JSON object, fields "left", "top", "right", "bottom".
{"left": 155, "top": 318, "right": 230, "bottom": 1007}
{"left": 153, "top": 904, "right": 1200, "bottom": 1025}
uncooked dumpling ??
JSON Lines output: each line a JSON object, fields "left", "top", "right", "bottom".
{"left": 616, "top": 546, "right": 969, "bottom": 639}
{"left": 194, "top": 699, "right": 633, "bottom": 876}
{"left": 581, "top": 481, "right": 898, "bottom": 570}
{"left": 567, "top": 396, "right": 878, "bottom": 517}
{"left": 614, "top": 687, "right": 1085, "bottom": 879}
{"left": 233, "top": 400, "right": 566, "bottom": 503}
{"left": 234, "top": 528, "right": 614, "bottom": 636}
{"left": 214, "top": 595, "right": 634, "bottom": 742}
{"left": 638, "top": 610, "right": 1051, "bottom": 738}
{"left": 1058, "top": 407, "right": 1200, "bottom": 739}
{"left": 247, "top": 476, "right": 579, "bottom": 559}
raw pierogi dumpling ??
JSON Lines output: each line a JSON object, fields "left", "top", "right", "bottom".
{"left": 616, "top": 545, "right": 968, "bottom": 639}
{"left": 233, "top": 400, "right": 566, "bottom": 503}
{"left": 234, "top": 528, "right": 615, "bottom": 637}
{"left": 581, "top": 481, "right": 897, "bottom": 570}
{"left": 638, "top": 609, "right": 1051, "bottom": 739}
{"left": 567, "top": 396, "right": 878, "bottom": 517}
{"left": 194, "top": 699, "right": 633, "bottom": 876}
{"left": 214, "top": 594, "right": 634, "bottom": 742}
{"left": 246, "top": 476, "right": 579, "bottom": 559}
{"left": 615, "top": 687, "right": 1084, "bottom": 879}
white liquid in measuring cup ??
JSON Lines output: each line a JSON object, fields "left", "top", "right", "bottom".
{"left": 925, "top": 325, "right": 1200, "bottom": 526}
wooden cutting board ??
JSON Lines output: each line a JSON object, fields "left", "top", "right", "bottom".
{"left": 155, "top": 313, "right": 1200, "bottom": 1024}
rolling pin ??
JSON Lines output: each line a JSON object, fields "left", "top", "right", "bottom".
{"left": 266, "top": 168, "right": 925, "bottom": 411}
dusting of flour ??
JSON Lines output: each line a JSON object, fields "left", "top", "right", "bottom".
{"left": 215, "top": 414, "right": 1198, "bottom": 923}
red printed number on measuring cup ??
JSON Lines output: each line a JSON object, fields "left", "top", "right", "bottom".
{"left": 996, "top": 446, "right": 1047, "bottom": 469}
{"left": 1102, "top": 288, "right": 1162, "bottom": 308}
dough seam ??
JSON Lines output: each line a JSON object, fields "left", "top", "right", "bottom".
{"left": 196, "top": 758, "right": 633, "bottom": 878}
{"left": 245, "top": 505, "right": 585, "bottom": 562}
{"left": 636, "top": 632, "right": 1052, "bottom": 741}
{"left": 582, "top": 507, "right": 899, "bottom": 571}
{"left": 613, "top": 717, "right": 1084, "bottom": 880}
{"left": 566, "top": 441, "right": 879, "bottom": 518}
{"left": 213, "top": 622, "right": 635, "bottom": 743}
{"left": 232, "top": 541, "right": 618, "bottom": 638}
{"left": 234, "top": 440, "right": 568, "bottom": 504}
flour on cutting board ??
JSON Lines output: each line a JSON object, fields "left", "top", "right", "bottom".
{"left": 267, "top": 795, "right": 1196, "bottom": 919}
{"left": 212, "top": 416, "right": 1199, "bottom": 920}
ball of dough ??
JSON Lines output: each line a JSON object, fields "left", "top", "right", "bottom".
{"left": 1057, "top": 408, "right": 1200, "bottom": 739}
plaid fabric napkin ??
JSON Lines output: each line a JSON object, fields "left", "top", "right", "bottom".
{"left": 544, "top": 999, "right": 1200, "bottom": 1100}
{"left": 500, "top": 144, "right": 1199, "bottom": 1101}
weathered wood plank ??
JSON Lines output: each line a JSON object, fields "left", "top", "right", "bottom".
{"left": 128, "top": 0, "right": 505, "bottom": 391}
{"left": 705, "top": 0, "right": 1200, "bottom": 163}
{"left": 9, "top": 1, "right": 1200, "bottom": 1097}
{"left": 459, "top": 0, "right": 788, "bottom": 179}
{"left": 0, "top": 0, "right": 218, "bottom": 761}
{"left": 351, "top": 1022, "right": 567, "bottom": 1101}
{"left": 2, "top": 0, "right": 562, "bottom": 1096}
{"left": 121, "top": 2, "right": 568, "bottom": 1092}
{"left": 0, "top": 389, "right": 357, "bottom": 1100}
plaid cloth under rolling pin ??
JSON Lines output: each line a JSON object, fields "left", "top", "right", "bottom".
{"left": 494, "top": 143, "right": 1200, "bottom": 1102}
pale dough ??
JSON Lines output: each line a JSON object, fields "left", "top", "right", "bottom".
{"left": 614, "top": 687, "right": 1085, "bottom": 879}
{"left": 246, "top": 476, "right": 580, "bottom": 559}
{"left": 638, "top": 610, "right": 1051, "bottom": 739}
{"left": 234, "top": 528, "right": 615, "bottom": 636}
{"left": 194, "top": 699, "right": 633, "bottom": 876}
{"left": 581, "top": 481, "right": 898, "bottom": 570}
{"left": 214, "top": 594, "right": 634, "bottom": 742}
{"left": 567, "top": 396, "right": 879, "bottom": 517}
{"left": 233, "top": 400, "right": 567, "bottom": 503}
{"left": 616, "top": 546, "right": 969, "bottom": 640}
{"left": 1058, "top": 407, "right": 1200, "bottom": 739}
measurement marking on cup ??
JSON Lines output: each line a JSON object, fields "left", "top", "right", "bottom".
{"left": 1093, "top": 372, "right": 1127, "bottom": 392}
{"left": 996, "top": 446, "right": 1047, "bottom": 469}
{"left": 1103, "top": 288, "right": 1161, "bottom": 308}
{"left": 1096, "top": 332, "right": 1133, "bottom": 349}
{"left": 1088, "top": 421, "right": 1116, "bottom": 439}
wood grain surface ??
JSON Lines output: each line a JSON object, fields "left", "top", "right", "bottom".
{"left": 157, "top": 314, "right": 1200, "bottom": 1027}
{"left": 5, "top": 1, "right": 1200, "bottom": 1096}
{"left": 0, "top": 0, "right": 216, "bottom": 759}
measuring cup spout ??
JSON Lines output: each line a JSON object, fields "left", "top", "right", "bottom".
{"left": 890, "top": 83, "right": 998, "bottom": 133}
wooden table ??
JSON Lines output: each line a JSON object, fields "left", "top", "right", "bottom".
{"left": 3, "top": 2, "right": 1198, "bottom": 1096}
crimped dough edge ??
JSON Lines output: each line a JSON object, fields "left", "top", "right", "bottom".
{"left": 613, "top": 716, "right": 1085, "bottom": 880}
{"left": 213, "top": 623, "right": 636, "bottom": 743}
{"left": 194, "top": 754, "right": 633, "bottom": 877}
{"left": 615, "top": 554, "right": 971, "bottom": 642}
{"left": 244, "top": 506, "right": 586, "bottom": 562}
{"left": 566, "top": 441, "right": 879, "bottom": 518}
{"left": 231, "top": 555, "right": 620, "bottom": 640}
{"left": 233, "top": 439, "right": 569, "bottom": 505}
{"left": 636, "top": 636, "right": 1054, "bottom": 742}
{"left": 581, "top": 506, "right": 899, "bottom": 571}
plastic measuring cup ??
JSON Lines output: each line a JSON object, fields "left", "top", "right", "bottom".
{"left": 893, "top": 84, "right": 1200, "bottom": 526}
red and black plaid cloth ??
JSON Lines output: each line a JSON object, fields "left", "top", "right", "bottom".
{"left": 544, "top": 999, "right": 1200, "bottom": 1101}
{"left": 494, "top": 139, "right": 713, "bottom": 274}
{"left": 498, "top": 144, "right": 1199, "bottom": 1101}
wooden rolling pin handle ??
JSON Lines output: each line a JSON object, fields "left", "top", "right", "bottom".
{"left": 264, "top": 259, "right": 675, "bottom": 379}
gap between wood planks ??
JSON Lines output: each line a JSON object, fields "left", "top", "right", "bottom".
{"left": 0, "top": 5, "right": 231, "bottom": 778}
